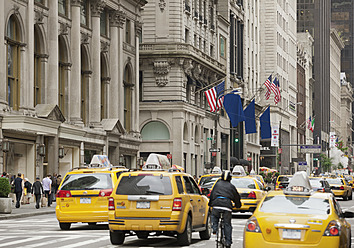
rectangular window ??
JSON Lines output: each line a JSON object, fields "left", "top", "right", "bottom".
{"left": 58, "top": 0, "right": 68, "bottom": 16}
{"left": 100, "top": 11, "right": 107, "bottom": 36}
{"left": 220, "top": 35, "right": 226, "bottom": 58}
{"left": 125, "top": 19, "right": 131, "bottom": 44}
{"left": 185, "top": 28, "right": 189, "bottom": 43}
{"left": 80, "top": 0, "right": 88, "bottom": 26}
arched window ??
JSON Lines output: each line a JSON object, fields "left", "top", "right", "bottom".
{"left": 195, "top": 125, "right": 200, "bottom": 143}
{"left": 183, "top": 122, "right": 188, "bottom": 141}
{"left": 6, "top": 15, "right": 21, "bottom": 111}
{"left": 124, "top": 65, "right": 132, "bottom": 131}
{"left": 141, "top": 121, "right": 170, "bottom": 140}
{"left": 81, "top": 45, "right": 89, "bottom": 124}
{"left": 34, "top": 26, "right": 42, "bottom": 106}
{"left": 58, "top": 37, "right": 66, "bottom": 115}
{"left": 100, "top": 53, "right": 108, "bottom": 120}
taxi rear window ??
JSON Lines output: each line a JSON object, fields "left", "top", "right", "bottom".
{"left": 326, "top": 178, "right": 344, "bottom": 185}
{"left": 116, "top": 175, "right": 173, "bottom": 195}
{"left": 61, "top": 173, "right": 112, "bottom": 190}
{"left": 278, "top": 176, "right": 292, "bottom": 182}
{"left": 309, "top": 179, "right": 324, "bottom": 188}
{"left": 260, "top": 195, "right": 330, "bottom": 215}
{"left": 199, "top": 176, "right": 219, "bottom": 187}
{"left": 231, "top": 178, "right": 256, "bottom": 189}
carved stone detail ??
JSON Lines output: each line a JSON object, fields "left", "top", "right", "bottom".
{"left": 91, "top": 0, "right": 106, "bottom": 17}
{"left": 35, "top": 10, "right": 44, "bottom": 25}
{"left": 59, "top": 23, "right": 70, "bottom": 35}
{"left": 13, "top": 4, "right": 20, "bottom": 16}
{"left": 71, "top": 0, "right": 82, "bottom": 7}
{"left": 159, "top": 0, "right": 166, "bottom": 12}
{"left": 101, "top": 41, "right": 109, "bottom": 52}
{"left": 135, "top": 21, "right": 143, "bottom": 37}
{"left": 81, "top": 32, "right": 90, "bottom": 44}
{"left": 110, "top": 10, "right": 126, "bottom": 28}
{"left": 153, "top": 61, "right": 171, "bottom": 87}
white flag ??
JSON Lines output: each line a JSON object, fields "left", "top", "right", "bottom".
{"left": 271, "top": 125, "right": 279, "bottom": 147}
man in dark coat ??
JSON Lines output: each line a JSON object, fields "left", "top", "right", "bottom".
{"left": 14, "top": 173, "right": 23, "bottom": 208}
{"left": 209, "top": 170, "right": 241, "bottom": 248}
{"left": 31, "top": 177, "right": 44, "bottom": 209}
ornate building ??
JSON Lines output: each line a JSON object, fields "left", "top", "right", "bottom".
{"left": 0, "top": 0, "right": 145, "bottom": 182}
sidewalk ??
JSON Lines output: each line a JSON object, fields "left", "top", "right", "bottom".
{"left": 0, "top": 200, "right": 56, "bottom": 220}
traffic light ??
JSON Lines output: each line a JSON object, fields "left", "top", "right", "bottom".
{"left": 234, "top": 138, "right": 239, "bottom": 143}
{"left": 313, "top": 158, "right": 319, "bottom": 161}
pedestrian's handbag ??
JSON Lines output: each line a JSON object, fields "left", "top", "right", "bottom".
{"left": 41, "top": 196, "right": 47, "bottom": 207}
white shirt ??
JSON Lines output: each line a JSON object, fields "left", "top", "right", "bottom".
{"left": 42, "top": 177, "right": 52, "bottom": 191}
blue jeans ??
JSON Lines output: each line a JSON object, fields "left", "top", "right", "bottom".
{"left": 211, "top": 208, "right": 232, "bottom": 246}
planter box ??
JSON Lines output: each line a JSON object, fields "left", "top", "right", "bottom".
{"left": 0, "top": 197, "right": 12, "bottom": 213}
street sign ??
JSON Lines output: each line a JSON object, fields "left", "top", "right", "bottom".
{"left": 212, "top": 152, "right": 217, "bottom": 157}
{"left": 207, "top": 137, "right": 213, "bottom": 140}
{"left": 209, "top": 148, "right": 220, "bottom": 152}
{"left": 300, "top": 145, "right": 321, "bottom": 154}
{"left": 167, "top": 154, "right": 172, "bottom": 159}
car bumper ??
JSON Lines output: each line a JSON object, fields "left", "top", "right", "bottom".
{"left": 244, "top": 232, "right": 341, "bottom": 248}
{"left": 234, "top": 199, "right": 259, "bottom": 212}
{"left": 331, "top": 190, "right": 346, "bottom": 197}
{"left": 56, "top": 207, "right": 108, "bottom": 223}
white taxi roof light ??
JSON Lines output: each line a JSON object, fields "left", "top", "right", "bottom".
{"left": 284, "top": 171, "right": 313, "bottom": 195}
{"left": 89, "top": 155, "right": 112, "bottom": 167}
{"left": 249, "top": 169, "right": 256, "bottom": 175}
{"left": 143, "top": 153, "right": 170, "bottom": 170}
{"left": 212, "top": 166, "right": 222, "bottom": 174}
{"left": 232, "top": 165, "right": 247, "bottom": 176}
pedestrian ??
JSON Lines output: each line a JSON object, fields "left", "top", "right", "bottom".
{"left": 14, "top": 173, "right": 23, "bottom": 208}
{"left": 23, "top": 178, "right": 32, "bottom": 204}
{"left": 52, "top": 173, "right": 58, "bottom": 202}
{"left": 1, "top": 172, "right": 6, "bottom": 178}
{"left": 57, "top": 175, "right": 62, "bottom": 188}
{"left": 31, "top": 177, "right": 44, "bottom": 209}
{"left": 42, "top": 174, "right": 52, "bottom": 207}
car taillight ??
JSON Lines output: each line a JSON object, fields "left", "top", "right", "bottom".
{"left": 99, "top": 189, "right": 113, "bottom": 197}
{"left": 323, "top": 220, "right": 341, "bottom": 236}
{"left": 108, "top": 197, "right": 115, "bottom": 210}
{"left": 340, "top": 186, "right": 344, "bottom": 190}
{"left": 172, "top": 198, "right": 182, "bottom": 211}
{"left": 248, "top": 191, "right": 256, "bottom": 199}
{"left": 317, "top": 188, "right": 325, "bottom": 193}
{"left": 56, "top": 190, "right": 72, "bottom": 198}
{"left": 279, "top": 185, "right": 284, "bottom": 189}
{"left": 245, "top": 217, "right": 261, "bottom": 233}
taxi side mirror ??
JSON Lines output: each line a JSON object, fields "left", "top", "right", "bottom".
{"left": 343, "top": 211, "right": 354, "bottom": 218}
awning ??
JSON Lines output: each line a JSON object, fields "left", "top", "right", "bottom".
{"left": 230, "top": 157, "right": 240, "bottom": 165}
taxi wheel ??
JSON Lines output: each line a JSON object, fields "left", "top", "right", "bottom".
{"left": 110, "top": 231, "right": 125, "bottom": 245}
{"left": 343, "top": 195, "right": 348, "bottom": 201}
{"left": 88, "top": 222, "right": 97, "bottom": 226}
{"left": 199, "top": 214, "right": 211, "bottom": 240}
{"left": 349, "top": 193, "right": 352, "bottom": 200}
{"left": 59, "top": 222, "right": 71, "bottom": 230}
{"left": 177, "top": 216, "right": 192, "bottom": 246}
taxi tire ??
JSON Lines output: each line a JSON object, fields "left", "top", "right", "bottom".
{"left": 59, "top": 222, "right": 71, "bottom": 230}
{"left": 343, "top": 194, "right": 348, "bottom": 201}
{"left": 110, "top": 231, "right": 125, "bottom": 245}
{"left": 199, "top": 214, "right": 211, "bottom": 240}
{"left": 177, "top": 216, "right": 192, "bottom": 246}
{"left": 349, "top": 193, "right": 352, "bottom": 200}
{"left": 136, "top": 232, "right": 149, "bottom": 239}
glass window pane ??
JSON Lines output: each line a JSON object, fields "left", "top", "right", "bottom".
{"left": 230, "top": 178, "right": 256, "bottom": 189}
{"left": 60, "top": 173, "right": 113, "bottom": 190}
{"left": 100, "top": 12, "right": 107, "bottom": 36}
{"left": 81, "top": 1, "right": 87, "bottom": 25}
{"left": 116, "top": 175, "right": 173, "bottom": 195}
{"left": 58, "top": 0, "right": 67, "bottom": 15}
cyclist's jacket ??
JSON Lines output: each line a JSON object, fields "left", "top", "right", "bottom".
{"left": 208, "top": 179, "right": 241, "bottom": 210}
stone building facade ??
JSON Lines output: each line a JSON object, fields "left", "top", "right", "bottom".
{"left": 0, "top": 0, "right": 145, "bottom": 182}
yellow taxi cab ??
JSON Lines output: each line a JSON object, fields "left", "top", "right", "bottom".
{"left": 250, "top": 174, "right": 267, "bottom": 188}
{"left": 275, "top": 175, "right": 293, "bottom": 190}
{"left": 108, "top": 154, "right": 211, "bottom": 246}
{"left": 341, "top": 174, "right": 354, "bottom": 191}
{"left": 243, "top": 171, "right": 354, "bottom": 248}
{"left": 326, "top": 177, "right": 352, "bottom": 201}
{"left": 230, "top": 176, "right": 268, "bottom": 213}
{"left": 55, "top": 155, "right": 128, "bottom": 230}
{"left": 198, "top": 166, "right": 222, "bottom": 197}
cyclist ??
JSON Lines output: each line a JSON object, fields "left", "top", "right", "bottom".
{"left": 209, "top": 170, "right": 241, "bottom": 248}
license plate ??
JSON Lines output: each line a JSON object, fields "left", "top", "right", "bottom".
{"left": 282, "top": 229, "right": 301, "bottom": 239}
{"left": 292, "top": 186, "right": 304, "bottom": 192}
{"left": 137, "top": 201, "right": 150, "bottom": 209}
{"left": 80, "top": 197, "right": 91, "bottom": 204}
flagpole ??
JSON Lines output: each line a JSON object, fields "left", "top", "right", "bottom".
{"left": 194, "top": 77, "right": 226, "bottom": 94}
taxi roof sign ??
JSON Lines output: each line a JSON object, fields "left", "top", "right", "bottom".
{"left": 143, "top": 153, "right": 170, "bottom": 170}
{"left": 90, "top": 155, "right": 111, "bottom": 167}
{"left": 232, "top": 165, "right": 247, "bottom": 176}
{"left": 211, "top": 166, "right": 222, "bottom": 174}
{"left": 284, "top": 171, "right": 313, "bottom": 195}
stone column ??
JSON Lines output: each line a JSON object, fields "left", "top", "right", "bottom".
{"left": 0, "top": 0, "right": 5, "bottom": 106}
{"left": 118, "top": 12, "right": 126, "bottom": 122}
{"left": 89, "top": 0, "right": 105, "bottom": 127}
{"left": 109, "top": 10, "right": 124, "bottom": 119}
{"left": 135, "top": 22, "right": 142, "bottom": 133}
{"left": 47, "top": 0, "right": 59, "bottom": 104}
{"left": 70, "top": 0, "right": 82, "bottom": 124}
{"left": 27, "top": 0, "right": 34, "bottom": 109}
{"left": 80, "top": 142, "right": 85, "bottom": 166}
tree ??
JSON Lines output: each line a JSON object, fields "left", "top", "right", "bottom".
{"left": 320, "top": 154, "right": 333, "bottom": 173}
{"left": 338, "top": 162, "right": 344, "bottom": 170}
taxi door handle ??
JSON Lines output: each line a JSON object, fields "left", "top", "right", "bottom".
{"left": 198, "top": 199, "right": 201, "bottom": 202}
{"left": 190, "top": 199, "right": 193, "bottom": 201}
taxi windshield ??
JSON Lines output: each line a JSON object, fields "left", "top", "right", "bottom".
{"left": 61, "top": 173, "right": 112, "bottom": 190}
{"left": 278, "top": 176, "right": 292, "bottom": 182}
{"left": 345, "top": 176, "right": 352, "bottom": 181}
{"left": 199, "top": 176, "right": 219, "bottom": 187}
{"left": 231, "top": 178, "right": 256, "bottom": 189}
{"left": 309, "top": 179, "right": 324, "bottom": 187}
{"left": 116, "top": 175, "right": 173, "bottom": 195}
{"left": 259, "top": 195, "right": 330, "bottom": 215}
{"left": 326, "top": 178, "right": 344, "bottom": 185}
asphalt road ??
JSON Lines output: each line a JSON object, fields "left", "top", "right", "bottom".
{"left": 0, "top": 197, "right": 353, "bottom": 248}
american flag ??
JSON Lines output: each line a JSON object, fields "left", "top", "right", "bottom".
{"left": 271, "top": 77, "right": 281, "bottom": 104}
{"left": 264, "top": 75, "right": 272, "bottom": 100}
{"left": 205, "top": 81, "right": 225, "bottom": 112}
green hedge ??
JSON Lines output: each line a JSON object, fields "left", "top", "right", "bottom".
{"left": 0, "top": 177, "right": 11, "bottom": 198}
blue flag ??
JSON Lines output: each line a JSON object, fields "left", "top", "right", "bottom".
{"left": 223, "top": 94, "right": 245, "bottom": 128}
{"left": 260, "top": 106, "right": 271, "bottom": 139}
{"left": 244, "top": 99, "right": 256, "bottom": 134}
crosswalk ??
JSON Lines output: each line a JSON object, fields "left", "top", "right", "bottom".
{"left": 0, "top": 214, "right": 249, "bottom": 248}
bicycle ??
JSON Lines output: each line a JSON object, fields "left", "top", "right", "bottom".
{"left": 216, "top": 212, "right": 226, "bottom": 248}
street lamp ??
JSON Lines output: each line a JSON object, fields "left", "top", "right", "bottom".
{"left": 59, "top": 146, "right": 65, "bottom": 159}
{"left": 119, "top": 154, "right": 124, "bottom": 166}
{"left": 2, "top": 139, "right": 10, "bottom": 153}
{"left": 37, "top": 144, "right": 46, "bottom": 157}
